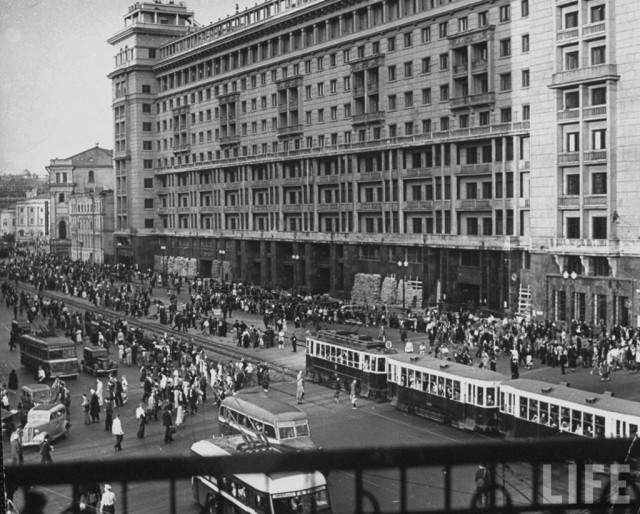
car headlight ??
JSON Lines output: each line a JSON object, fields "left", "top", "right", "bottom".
{"left": 34, "top": 429, "right": 40, "bottom": 434}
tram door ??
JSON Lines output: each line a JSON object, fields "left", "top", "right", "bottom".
{"left": 360, "top": 354, "right": 371, "bottom": 398}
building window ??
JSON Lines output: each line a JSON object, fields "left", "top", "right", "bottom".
{"left": 592, "top": 129, "right": 606, "bottom": 150}
{"left": 592, "top": 172, "right": 607, "bottom": 194}
{"left": 565, "top": 91, "right": 580, "bottom": 109}
{"left": 143, "top": 159, "right": 153, "bottom": 169}
{"left": 522, "top": 105, "right": 530, "bottom": 121}
{"left": 592, "top": 217, "right": 607, "bottom": 239}
{"left": 58, "top": 193, "right": 65, "bottom": 203}
{"left": 458, "top": 17, "right": 468, "bottom": 32}
{"left": 404, "top": 91, "right": 413, "bottom": 108}
{"left": 387, "top": 36, "right": 395, "bottom": 51}
{"left": 421, "top": 26, "right": 431, "bottom": 43}
{"left": 564, "top": 11, "right": 578, "bottom": 29}
{"left": 405, "top": 122, "right": 413, "bottom": 135}
{"left": 142, "top": 103, "right": 152, "bottom": 113}
{"left": 566, "top": 132, "right": 579, "bottom": 152}
{"left": 500, "top": 39, "right": 511, "bottom": 57}
{"left": 142, "top": 84, "right": 151, "bottom": 93}
{"left": 330, "top": 79, "right": 337, "bottom": 94}
{"left": 422, "top": 88, "right": 431, "bottom": 104}
{"left": 388, "top": 95, "right": 397, "bottom": 110}
{"left": 318, "top": 109, "right": 324, "bottom": 122}
{"left": 404, "top": 32, "right": 413, "bottom": 47}
{"left": 439, "top": 53, "right": 449, "bottom": 70}
{"left": 591, "top": 46, "right": 606, "bottom": 65}
{"left": 344, "top": 76, "right": 351, "bottom": 90}
{"left": 500, "top": 5, "right": 510, "bottom": 22}
{"left": 479, "top": 111, "right": 490, "bottom": 126}
{"left": 422, "top": 57, "right": 431, "bottom": 73}
{"left": 500, "top": 73, "right": 512, "bottom": 91}
{"left": 440, "top": 85, "right": 449, "bottom": 101}
{"left": 522, "top": 69, "right": 530, "bottom": 87}
{"left": 439, "top": 22, "right": 448, "bottom": 38}
{"left": 478, "top": 11, "right": 488, "bottom": 27}
{"left": 467, "top": 218, "right": 478, "bottom": 235}
{"left": 422, "top": 119, "right": 432, "bottom": 133}
{"left": 144, "top": 198, "right": 154, "bottom": 209}
{"left": 88, "top": 170, "right": 95, "bottom": 183}
{"left": 144, "top": 178, "right": 153, "bottom": 188}
{"left": 500, "top": 108, "right": 512, "bottom": 122}
{"left": 144, "top": 219, "right": 154, "bottom": 228}
{"left": 591, "top": 4, "right": 605, "bottom": 23}
{"left": 459, "top": 114, "right": 469, "bottom": 128}
{"left": 566, "top": 174, "right": 580, "bottom": 195}
{"left": 388, "top": 65, "right": 396, "bottom": 81}
{"left": 317, "top": 83, "right": 324, "bottom": 96}
{"left": 466, "top": 182, "right": 477, "bottom": 199}
{"left": 591, "top": 87, "right": 606, "bottom": 106}
{"left": 521, "top": 0, "right": 529, "bottom": 17}
{"left": 566, "top": 217, "right": 580, "bottom": 238}
{"left": 142, "top": 122, "right": 152, "bottom": 132}
{"left": 317, "top": 56, "right": 324, "bottom": 70}
{"left": 404, "top": 62, "right": 413, "bottom": 78}
{"left": 388, "top": 124, "right": 397, "bottom": 137}
{"left": 440, "top": 116, "right": 449, "bottom": 130}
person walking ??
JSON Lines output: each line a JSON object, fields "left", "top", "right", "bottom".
{"left": 136, "top": 402, "right": 147, "bottom": 439}
{"left": 10, "top": 427, "right": 24, "bottom": 465}
{"left": 261, "top": 365, "right": 270, "bottom": 393}
{"left": 99, "top": 484, "right": 116, "bottom": 514}
{"left": 350, "top": 379, "right": 359, "bottom": 410}
{"left": 90, "top": 389, "right": 101, "bottom": 423}
{"left": 112, "top": 413, "right": 124, "bottom": 451}
{"left": 296, "top": 371, "right": 305, "bottom": 404}
{"left": 291, "top": 335, "right": 297, "bottom": 353}
{"left": 333, "top": 377, "right": 341, "bottom": 403}
{"left": 474, "top": 464, "right": 490, "bottom": 507}
{"left": 40, "top": 434, "right": 53, "bottom": 464}
{"left": 104, "top": 400, "right": 113, "bottom": 432}
{"left": 163, "top": 404, "right": 175, "bottom": 443}
{"left": 8, "top": 369, "right": 18, "bottom": 391}
{"left": 82, "top": 393, "right": 91, "bottom": 424}
{"left": 96, "top": 379, "right": 104, "bottom": 406}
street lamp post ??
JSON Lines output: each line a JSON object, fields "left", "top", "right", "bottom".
{"left": 79, "top": 241, "right": 84, "bottom": 262}
{"left": 218, "top": 248, "right": 226, "bottom": 283}
{"left": 397, "top": 260, "right": 409, "bottom": 312}
{"left": 160, "top": 245, "right": 167, "bottom": 285}
{"left": 292, "top": 254, "right": 300, "bottom": 291}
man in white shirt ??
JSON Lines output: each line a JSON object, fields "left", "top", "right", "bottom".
{"left": 99, "top": 484, "right": 116, "bottom": 514}
{"left": 112, "top": 413, "right": 124, "bottom": 451}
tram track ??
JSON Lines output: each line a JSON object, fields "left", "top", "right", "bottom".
{"left": 16, "top": 284, "right": 299, "bottom": 381}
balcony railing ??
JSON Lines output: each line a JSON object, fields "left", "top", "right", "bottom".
{"left": 7, "top": 438, "right": 638, "bottom": 514}
{"left": 551, "top": 64, "right": 619, "bottom": 88}
{"left": 450, "top": 92, "right": 495, "bottom": 109}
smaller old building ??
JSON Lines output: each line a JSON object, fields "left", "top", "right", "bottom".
{"left": 69, "top": 189, "right": 115, "bottom": 264}
{"left": 0, "top": 209, "right": 16, "bottom": 238}
{"left": 15, "top": 196, "right": 50, "bottom": 252}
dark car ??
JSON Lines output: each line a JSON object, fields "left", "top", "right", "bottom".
{"left": 81, "top": 346, "right": 118, "bottom": 376}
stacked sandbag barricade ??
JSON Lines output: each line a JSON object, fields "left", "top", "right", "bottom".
{"left": 350, "top": 273, "right": 382, "bottom": 305}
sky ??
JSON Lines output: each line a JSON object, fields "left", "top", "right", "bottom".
{"left": 0, "top": 0, "right": 254, "bottom": 177}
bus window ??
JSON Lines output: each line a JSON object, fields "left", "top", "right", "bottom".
{"left": 571, "top": 410, "right": 582, "bottom": 433}
{"left": 353, "top": 352, "right": 360, "bottom": 369}
{"left": 485, "top": 387, "right": 494, "bottom": 406}
{"left": 295, "top": 421, "right": 310, "bottom": 437}
{"left": 437, "top": 376, "right": 444, "bottom": 396}
{"left": 500, "top": 392, "right": 505, "bottom": 412}
{"left": 264, "top": 424, "right": 276, "bottom": 439}
{"left": 422, "top": 373, "right": 429, "bottom": 392}
{"left": 400, "top": 367, "right": 407, "bottom": 387}
{"left": 631, "top": 424, "right": 638, "bottom": 437}
{"left": 254, "top": 493, "right": 268, "bottom": 514}
{"left": 519, "top": 397, "right": 527, "bottom": 418}
{"left": 238, "top": 414, "right": 246, "bottom": 426}
{"left": 279, "top": 425, "right": 296, "bottom": 440}
{"left": 363, "top": 356, "right": 370, "bottom": 372}
{"left": 453, "top": 381, "right": 460, "bottom": 401}
{"left": 431, "top": 375, "right": 437, "bottom": 394}
{"left": 220, "top": 406, "right": 227, "bottom": 418}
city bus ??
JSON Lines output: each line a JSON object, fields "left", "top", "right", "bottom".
{"left": 19, "top": 334, "right": 79, "bottom": 379}
{"left": 219, "top": 393, "right": 315, "bottom": 451}
{"left": 191, "top": 435, "right": 331, "bottom": 513}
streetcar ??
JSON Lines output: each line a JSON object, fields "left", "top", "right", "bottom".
{"left": 219, "top": 393, "right": 315, "bottom": 451}
{"left": 387, "top": 353, "right": 504, "bottom": 431}
{"left": 499, "top": 379, "right": 640, "bottom": 439}
{"left": 191, "top": 435, "right": 331, "bottom": 513}
{"left": 306, "top": 330, "right": 390, "bottom": 398}
{"left": 19, "top": 334, "right": 79, "bottom": 379}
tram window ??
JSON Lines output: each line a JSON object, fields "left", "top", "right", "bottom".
{"left": 377, "top": 357, "right": 385, "bottom": 373}
{"left": 401, "top": 368, "right": 407, "bottom": 386}
{"left": 238, "top": 414, "right": 246, "bottom": 426}
{"left": 330, "top": 347, "right": 336, "bottom": 361}
{"left": 431, "top": 376, "right": 437, "bottom": 394}
{"left": 353, "top": 352, "right": 360, "bottom": 368}
{"left": 540, "top": 402, "right": 549, "bottom": 425}
{"left": 595, "top": 416, "right": 605, "bottom": 437}
{"left": 254, "top": 493, "right": 268, "bottom": 514}
{"left": 279, "top": 426, "right": 296, "bottom": 439}
{"left": 437, "top": 376, "right": 445, "bottom": 396}
{"left": 414, "top": 372, "right": 422, "bottom": 390}
{"left": 220, "top": 406, "right": 227, "bottom": 418}
{"left": 363, "top": 356, "right": 370, "bottom": 371}
{"left": 529, "top": 400, "right": 538, "bottom": 421}
{"left": 477, "top": 387, "right": 484, "bottom": 406}
{"left": 486, "top": 387, "right": 494, "bottom": 406}
{"left": 408, "top": 370, "right": 415, "bottom": 388}
{"left": 445, "top": 378, "right": 453, "bottom": 399}
{"left": 583, "top": 413, "right": 593, "bottom": 437}
{"left": 561, "top": 407, "right": 570, "bottom": 426}
{"left": 550, "top": 405, "right": 559, "bottom": 428}
{"left": 453, "top": 381, "right": 461, "bottom": 401}
{"left": 500, "top": 392, "right": 505, "bottom": 412}
{"left": 631, "top": 424, "right": 638, "bottom": 436}
{"left": 571, "top": 410, "right": 582, "bottom": 433}
{"left": 520, "top": 397, "right": 527, "bottom": 418}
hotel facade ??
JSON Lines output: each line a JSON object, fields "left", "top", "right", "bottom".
{"left": 108, "top": 0, "right": 640, "bottom": 327}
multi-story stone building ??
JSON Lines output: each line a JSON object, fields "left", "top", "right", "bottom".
{"left": 68, "top": 190, "right": 116, "bottom": 264}
{"left": 0, "top": 209, "right": 16, "bottom": 239}
{"left": 108, "top": 0, "right": 640, "bottom": 327}
{"left": 46, "top": 145, "right": 114, "bottom": 258}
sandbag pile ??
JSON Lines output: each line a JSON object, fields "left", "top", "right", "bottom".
{"left": 379, "top": 276, "right": 398, "bottom": 305}
{"left": 350, "top": 273, "right": 382, "bottom": 305}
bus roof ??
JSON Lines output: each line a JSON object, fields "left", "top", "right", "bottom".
{"left": 309, "top": 330, "right": 387, "bottom": 351}
{"left": 388, "top": 353, "right": 507, "bottom": 382}
{"left": 191, "top": 437, "right": 326, "bottom": 494}
{"left": 20, "top": 334, "right": 75, "bottom": 347}
{"left": 221, "top": 393, "right": 308, "bottom": 423}
{"left": 502, "top": 379, "right": 640, "bottom": 418}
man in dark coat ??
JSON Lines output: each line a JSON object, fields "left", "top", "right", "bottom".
{"left": 163, "top": 404, "right": 174, "bottom": 443}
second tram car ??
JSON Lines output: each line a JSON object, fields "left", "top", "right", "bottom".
{"left": 306, "top": 331, "right": 390, "bottom": 398}
{"left": 387, "top": 353, "right": 505, "bottom": 431}
{"left": 499, "top": 379, "right": 640, "bottom": 439}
